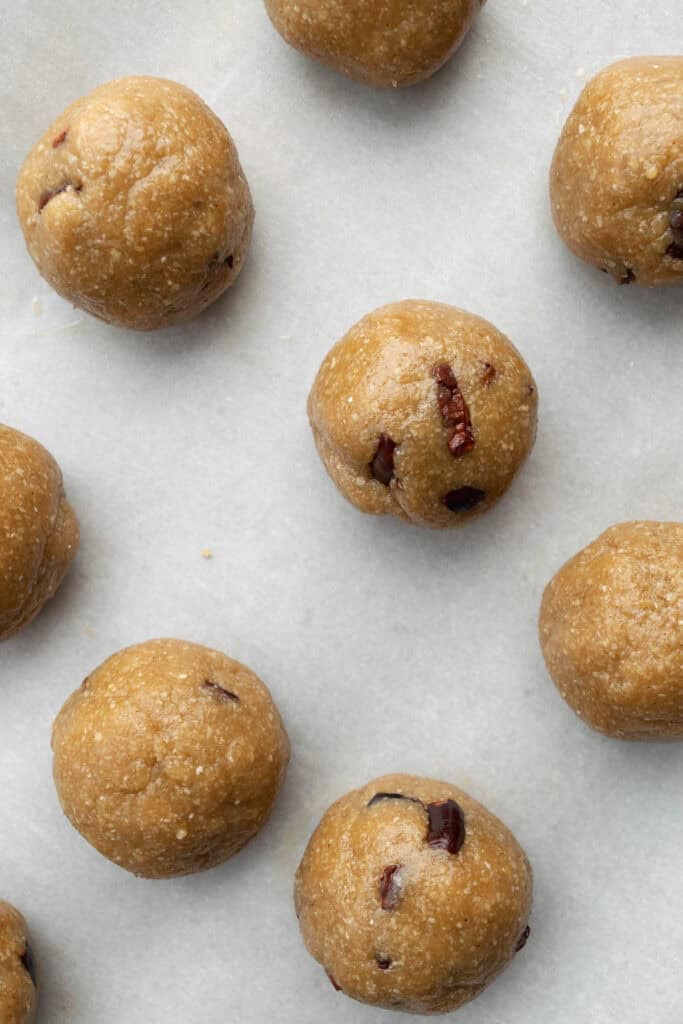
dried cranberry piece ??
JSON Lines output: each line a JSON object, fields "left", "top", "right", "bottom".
{"left": 426, "top": 800, "right": 466, "bottom": 855}
{"left": 326, "top": 970, "right": 341, "bottom": 991}
{"left": 379, "top": 865, "right": 402, "bottom": 910}
{"left": 367, "top": 792, "right": 423, "bottom": 808}
{"left": 515, "top": 925, "right": 531, "bottom": 952}
{"left": 20, "top": 944, "right": 37, "bottom": 986}
{"left": 202, "top": 680, "right": 240, "bottom": 703}
{"left": 38, "top": 181, "right": 81, "bottom": 211}
{"left": 667, "top": 241, "right": 683, "bottom": 261}
{"left": 376, "top": 956, "right": 392, "bottom": 970}
{"left": 481, "top": 362, "right": 496, "bottom": 386}
{"left": 619, "top": 268, "right": 635, "bottom": 285}
{"left": 52, "top": 129, "right": 68, "bottom": 148}
{"left": 224, "top": 253, "right": 234, "bottom": 268}
{"left": 433, "top": 364, "right": 475, "bottom": 457}
{"left": 370, "top": 435, "right": 396, "bottom": 486}
{"left": 444, "top": 487, "right": 486, "bottom": 512}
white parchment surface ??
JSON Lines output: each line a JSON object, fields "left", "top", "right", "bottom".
{"left": 0, "top": 2, "right": 682, "bottom": 1021}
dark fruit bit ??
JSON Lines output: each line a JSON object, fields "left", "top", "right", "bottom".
{"left": 370, "top": 434, "right": 396, "bottom": 486}
{"left": 481, "top": 362, "right": 496, "bottom": 386}
{"left": 80, "top": 676, "right": 90, "bottom": 690}
{"left": 224, "top": 253, "right": 234, "bottom": 268}
{"left": 20, "top": 944, "right": 37, "bottom": 987}
{"left": 444, "top": 487, "right": 486, "bottom": 513}
{"left": 52, "top": 129, "right": 68, "bottom": 148}
{"left": 368, "top": 792, "right": 423, "bottom": 808}
{"left": 38, "top": 181, "right": 81, "bottom": 211}
{"left": 379, "top": 865, "right": 402, "bottom": 911}
{"left": 666, "top": 241, "right": 683, "bottom": 261}
{"left": 515, "top": 925, "right": 531, "bottom": 952}
{"left": 326, "top": 970, "right": 341, "bottom": 992}
{"left": 618, "top": 268, "right": 635, "bottom": 285}
{"left": 376, "top": 957, "right": 392, "bottom": 970}
{"left": 202, "top": 680, "right": 240, "bottom": 703}
{"left": 426, "top": 800, "right": 466, "bottom": 855}
{"left": 433, "top": 364, "right": 475, "bottom": 457}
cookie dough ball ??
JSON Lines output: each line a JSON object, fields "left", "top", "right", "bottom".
{"left": 540, "top": 522, "right": 683, "bottom": 740}
{"left": 295, "top": 774, "right": 532, "bottom": 1015}
{"left": 550, "top": 57, "right": 683, "bottom": 287}
{"left": 52, "top": 639, "right": 290, "bottom": 878}
{"left": 0, "top": 425, "right": 79, "bottom": 641}
{"left": 308, "top": 300, "right": 537, "bottom": 528}
{"left": 16, "top": 76, "right": 254, "bottom": 330}
{"left": 265, "top": 0, "right": 486, "bottom": 88}
{"left": 0, "top": 902, "right": 38, "bottom": 1024}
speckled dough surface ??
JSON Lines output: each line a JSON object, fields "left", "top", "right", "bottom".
{"left": 550, "top": 57, "right": 683, "bottom": 287}
{"left": 0, "top": 902, "right": 38, "bottom": 1024}
{"left": 0, "top": 424, "right": 79, "bottom": 641}
{"left": 308, "top": 300, "right": 537, "bottom": 528}
{"left": 539, "top": 522, "right": 683, "bottom": 740}
{"left": 52, "top": 639, "right": 290, "bottom": 878}
{"left": 16, "top": 76, "right": 254, "bottom": 330}
{"left": 295, "top": 774, "right": 532, "bottom": 1015}
{"left": 265, "top": 0, "right": 486, "bottom": 87}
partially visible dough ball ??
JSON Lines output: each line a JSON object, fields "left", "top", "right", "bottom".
{"left": 540, "top": 522, "right": 683, "bottom": 740}
{"left": 265, "top": 0, "right": 486, "bottom": 88}
{"left": 0, "top": 902, "right": 38, "bottom": 1024}
{"left": 52, "top": 639, "right": 290, "bottom": 878}
{"left": 16, "top": 76, "right": 254, "bottom": 330}
{"left": 550, "top": 57, "right": 683, "bottom": 287}
{"left": 295, "top": 774, "right": 532, "bottom": 1015}
{"left": 0, "top": 424, "right": 79, "bottom": 641}
{"left": 308, "top": 300, "right": 537, "bottom": 528}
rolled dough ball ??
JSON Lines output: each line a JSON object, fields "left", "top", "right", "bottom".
{"left": 308, "top": 300, "right": 537, "bottom": 528}
{"left": 52, "top": 639, "right": 290, "bottom": 878}
{"left": 295, "top": 774, "right": 532, "bottom": 1015}
{"left": 540, "top": 522, "right": 683, "bottom": 740}
{"left": 0, "top": 902, "right": 38, "bottom": 1024}
{"left": 16, "top": 76, "right": 254, "bottom": 330}
{"left": 0, "top": 424, "right": 79, "bottom": 641}
{"left": 265, "top": 0, "right": 486, "bottom": 88}
{"left": 550, "top": 57, "right": 683, "bottom": 287}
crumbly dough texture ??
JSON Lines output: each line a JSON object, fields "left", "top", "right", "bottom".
{"left": 52, "top": 639, "right": 290, "bottom": 878}
{"left": 0, "top": 424, "right": 79, "bottom": 641}
{"left": 16, "top": 76, "right": 254, "bottom": 330}
{"left": 550, "top": 57, "right": 683, "bottom": 287}
{"left": 308, "top": 300, "right": 537, "bottom": 528}
{"left": 265, "top": 0, "right": 485, "bottom": 88}
{"left": 540, "top": 522, "right": 683, "bottom": 740}
{"left": 0, "top": 902, "right": 37, "bottom": 1024}
{"left": 295, "top": 774, "right": 532, "bottom": 1015}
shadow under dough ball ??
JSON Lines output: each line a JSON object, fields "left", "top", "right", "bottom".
{"left": 16, "top": 76, "right": 254, "bottom": 331}
{"left": 52, "top": 639, "right": 290, "bottom": 878}
{"left": 0, "top": 424, "right": 79, "bottom": 641}
{"left": 0, "top": 902, "right": 38, "bottom": 1024}
{"left": 307, "top": 300, "right": 538, "bottom": 528}
{"left": 539, "top": 522, "right": 683, "bottom": 740}
{"left": 295, "top": 774, "right": 532, "bottom": 1015}
{"left": 550, "top": 57, "right": 683, "bottom": 287}
{"left": 265, "top": 0, "right": 486, "bottom": 88}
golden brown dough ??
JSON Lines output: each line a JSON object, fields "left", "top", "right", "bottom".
{"left": 52, "top": 639, "right": 290, "bottom": 878}
{"left": 295, "top": 774, "right": 532, "bottom": 1015}
{"left": 16, "top": 76, "right": 254, "bottom": 330}
{"left": 265, "top": 0, "right": 486, "bottom": 88}
{"left": 550, "top": 57, "right": 683, "bottom": 287}
{"left": 308, "top": 300, "right": 537, "bottom": 528}
{"left": 0, "top": 424, "right": 79, "bottom": 641}
{"left": 0, "top": 902, "right": 38, "bottom": 1024}
{"left": 539, "top": 522, "right": 683, "bottom": 740}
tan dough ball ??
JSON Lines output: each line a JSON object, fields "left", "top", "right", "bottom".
{"left": 0, "top": 902, "right": 38, "bottom": 1024}
{"left": 307, "top": 300, "right": 538, "bottom": 528}
{"left": 16, "top": 76, "right": 254, "bottom": 331}
{"left": 265, "top": 0, "right": 486, "bottom": 88}
{"left": 0, "top": 424, "right": 79, "bottom": 641}
{"left": 550, "top": 57, "right": 683, "bottom": 287}
{"left": 295, "top": 774, "right": 532, "bottom": 1015}
{"left": 539, "top": 522, "right": 683, "bottom": 740}
{"left": 52, "top": 639, "right": 290, "bottom": 878}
